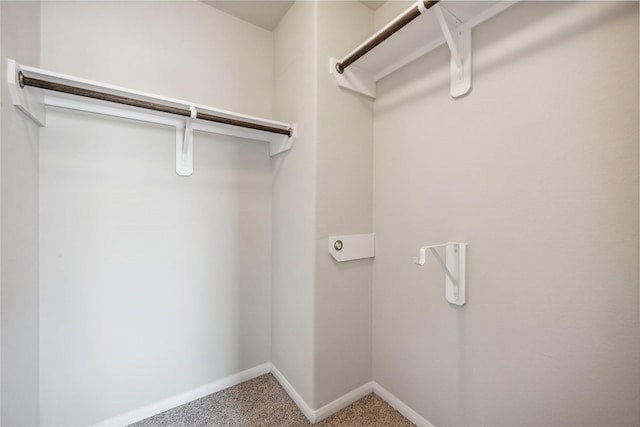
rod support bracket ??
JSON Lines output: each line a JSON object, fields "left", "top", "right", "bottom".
{"left": 176, "top": 106, "right": 197, "bottom": 176}
{"left": 270, "top": 124, "right": 296, "bottom": 156}
{"left": 416, "top": 0, "right": 428, "bottom": 15}
{"left": 7, "top": 59, "right": 45, "bottom": 126}
{"left": 329, "top": 57, "right": 376, "bottom": 99}
{"left": 414, "top": 242, "right": 467, "bottom": 306}
{"left": 433, "top": 4, "right": 471, "bottom": 98}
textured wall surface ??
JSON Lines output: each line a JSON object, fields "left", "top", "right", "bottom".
{"left": 271, "top": 0, "right": 318, "bottom": 407}
{"left": 314, "top": 0, "right": 374, "bottom": 410}
{"left": 0, "top": 1, "right": 41, "bottom": 425}
{"left": 39, "top": 2, "right": 274, "bottom": 425}
{"left": 372, "top": 2, "right": 639, "bottom": 426}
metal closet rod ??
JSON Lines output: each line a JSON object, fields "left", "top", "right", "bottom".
{"left": 336, "top": 0, "right": 439, "bottom": 73}
{"left": 18, "top": 72, "right": 293, "bottom": 137}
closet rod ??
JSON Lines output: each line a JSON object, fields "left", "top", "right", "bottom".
{"left": 335, "top": 0, "right": 439, "bottom": 73}
{"left": 18, "top": 72, "right": 293, "bottom": 137}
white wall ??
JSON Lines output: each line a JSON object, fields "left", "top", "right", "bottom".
{"left": 0, "top": 1, "right": 41, "bottom": 426}
{"left": 25, "top": 1, "right": 640, "bottom": 425}
{"left": 271, "top": 0, "right": 318, "bottom": 407}
{"left": 272, "top": 1, "right": 375, "bottom": 411}
{"left": 314, "top": 1, "right": 373, "bottom": 409}
{"left": 39, "top": 1, "right": 272, "bottom": 117}
{"left": 39, "top": 2, "right": 274, "bottom": 425}
{"left": 372, "top": 2, "right": 639, "bottom": 426}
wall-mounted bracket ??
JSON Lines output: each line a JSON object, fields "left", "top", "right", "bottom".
{"left": 414, "top": 242, "right": 466, "bottom": 306}
{"left": 7, "top": 59, "right": 45, "bottom": 126}
{"left": 176, "top": 106, "right": 197, "bottom": 176}
{"left": 269, "top": 124, "right": 296, "bottom": 157}
{"left": 328, "top": 233, "right": 375, "bottom": 262}
{"left": 330, "top": 58, "right": 376, "bottom": 99}
{"left": 432, "top": 5, "right": 471, "bottom": 98}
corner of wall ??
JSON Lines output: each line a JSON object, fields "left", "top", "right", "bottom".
{"left": 0, "top": 1, "right": 41, "bottom": 425}
{"left": 270, "top": 0, "right": 319, "bottom": 409}
{"left": 312, "top": 0, "right": 374, "bottom": 410}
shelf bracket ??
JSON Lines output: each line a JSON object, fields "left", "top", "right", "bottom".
{"left": 269, "top": 124, "right": 296, "bottom": 157}
{"left": 414, "top": 242, "right": 466, "bottom": 306}
{"left": 329, "top": 58, "right": 376, "bottom": 100}
{"left": 176, "top": 106, "right": 196, "bottom": 176}
{"left": 432, "top": 5, "right": 471, "bottom": 98}
{"left": 7, "top": 59, "right": 45, "bottom": 126}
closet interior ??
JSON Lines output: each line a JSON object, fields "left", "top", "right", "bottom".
{"left": 1, "top": 1, "right": 638, "bottom": 426}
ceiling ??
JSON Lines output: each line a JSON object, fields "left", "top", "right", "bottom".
{"left": 202, "top": 1, "right": 386, "bottom": 32}
{"left": 360, "top": 1, "right": 386, "bottom": 11}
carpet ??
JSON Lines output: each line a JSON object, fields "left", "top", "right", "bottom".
{"left": 130, "top": 374, "right": 414, "bottom": 426}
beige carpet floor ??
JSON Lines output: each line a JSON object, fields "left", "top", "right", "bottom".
{"left": 130, "top": 374, "right": 414, "bottom": 426}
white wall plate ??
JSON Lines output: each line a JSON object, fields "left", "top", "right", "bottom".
{"left": 328, "top": 234, "right": 375, "bottom": 262}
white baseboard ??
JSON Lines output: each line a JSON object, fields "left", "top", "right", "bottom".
{"left": 91, "top": 363, "right": 271, "bottom": 427}
{"left": 372, "top": 382, "right": 435, "bottom": 427}
{"left": 89, "top": 362, "right": 434, "bottom": 427}
{"left": 269, "top": 363, "right": 317, "bottom": 422}
{"left": 313, "top": 381, "right": 373, "bottom": 422}
{"left": 270, "top": 363, "right": 374, "bottom": 424}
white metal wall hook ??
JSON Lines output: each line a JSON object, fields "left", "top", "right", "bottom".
{"left": 432, "top": 4, "right": 471, "bottom": 98}
{"left": 414, "top": 242, "right": 467, "bottom": 306}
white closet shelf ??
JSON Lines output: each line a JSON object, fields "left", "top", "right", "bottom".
{"left": 7, "top": 59, "right": 296, "bottom": 176}
{"left": 331, "top": 0, "right": 518, "bottom": 99}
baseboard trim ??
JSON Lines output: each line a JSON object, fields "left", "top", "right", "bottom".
{"left": 313, "top": 381, "right": 373, "bottom": 422}
{"left": 269, "top": 363, "right": 317, "bottom": 422}
{"left": 91, "top": 362, "right": 271, "bottom": 427}
{"left": 270, "top": 363, "right": 374, "bottom": 424}
{"left": 372, "top": 382, "right": 435, "bottom": 427}
{"left": 89, "top": 363, "right": 434, "bottom": 427}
